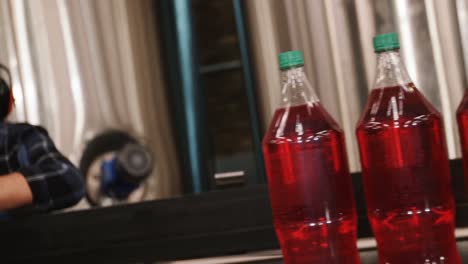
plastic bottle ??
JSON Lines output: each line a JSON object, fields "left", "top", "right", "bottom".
{"left": 457, "top": 90, "right": 468, "bottom": 191}
{"left": 263, "top": 50, "right": 360, "bottom": 264}
{"left": 356, "top": 32, "right": 461, "bottom": 264}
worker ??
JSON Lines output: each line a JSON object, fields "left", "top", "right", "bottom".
{"left": 0, "top": 64, "right": 84, "bottom": 214}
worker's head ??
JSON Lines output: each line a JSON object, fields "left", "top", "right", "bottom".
{"left": 0, "top": 64, "right": 13, "bottom": 120}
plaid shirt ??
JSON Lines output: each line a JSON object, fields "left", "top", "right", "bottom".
{"left": 0, "top": 122, "right": 84, "bottom": 213}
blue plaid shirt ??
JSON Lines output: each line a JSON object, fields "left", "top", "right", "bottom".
{"left": 0, "top": 122, "right": 84, "bottom": 214}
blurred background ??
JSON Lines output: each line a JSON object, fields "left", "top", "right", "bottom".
{"left": 0, "top": 0, "right": 466, "bottom": 208}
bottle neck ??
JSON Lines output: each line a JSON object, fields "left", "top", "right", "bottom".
{"left": 280, "top": 66, "right": 319, "bottom": 107}
{"left": 373, "top": 50, "right": 412, "bottom": 90}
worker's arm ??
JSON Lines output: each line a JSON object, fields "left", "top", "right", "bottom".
{"left": 15, "top": 126, "right": 85, "bottom": 212}
{"left": 0, "top": 172, "right": 32, "bottom": 211}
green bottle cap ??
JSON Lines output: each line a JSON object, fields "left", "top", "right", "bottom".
{"left": 278, "top": 50, "right": 304, "bottom": 70}
{"left": 373, "top": 32, "right": 400, "bottom": 53}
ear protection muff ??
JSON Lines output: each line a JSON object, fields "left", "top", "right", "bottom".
{"left": 0, "top": 64, "right": 13, "bottom": 120}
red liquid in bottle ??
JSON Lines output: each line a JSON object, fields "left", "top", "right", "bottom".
{"left": 263, "top": 103, "right": 360, "bottom": 264}
{"left": 457, "top": 90, "right": 468, "bottom": 191}
{"left": 356, "top": 84, "right": 461, "bottom": 264}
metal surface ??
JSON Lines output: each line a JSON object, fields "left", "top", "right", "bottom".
{"left": 233, "top": 0, "right": 266, "bottom": 184}
{"left": 243, "top": 0, "right": 285, "bottom": 130}
{"left": 0, "top": 0, "right": 182, "bottom": 205}
{"left": 159, "top": 0, "right": 210, "bottom": 193}
{"left": 247, "top": 0, "right": 468, "bottom": 172}
{"left": 458, "top": 0, "right": 468, "bottom": 80}
{"left": 214, "top": 170, "right": 245, "bottom": 187}
{"left": 173, "top": 0, "right": 207, "bottom": 193}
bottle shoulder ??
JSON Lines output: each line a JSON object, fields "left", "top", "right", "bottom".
{"left": 263, "top": 103, "right": 343, "bottom": 144}
{"left": 357, "top": 85, "right": 441, "bottom": 130}
{"left": 356, "top": 113, "right": 442, "bottom": 134}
